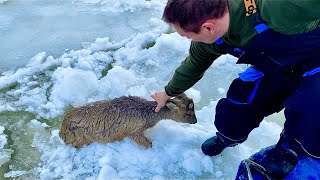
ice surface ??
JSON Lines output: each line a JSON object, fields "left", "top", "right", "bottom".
{"left": 0, "top": 0, "right": 165, "bottom": 72}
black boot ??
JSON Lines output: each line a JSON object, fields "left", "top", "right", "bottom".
{"left": 254, "top": 131, "right": 298, "bottom": 179}
{"left": 259, "top": 145, "right": 298, "bottom": 178}
{"left": 236, "top": 144, "right": 298, "bottom": 179}
{"left": 201, "top": 132, "right": 242, "bottom": 156}
{"left": 279, "top": 131, "right": 320, "bottom": 159}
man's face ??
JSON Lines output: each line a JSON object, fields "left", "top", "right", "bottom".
{"left": 173, "top": 24, "right": 216, "bottom": 44}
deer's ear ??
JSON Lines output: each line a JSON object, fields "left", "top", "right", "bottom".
{"left": 177, "top": 93, "right": 188, "bottom": 99}
{"left": 167, "top": 95, "right": 182, "bottom": 104}
{"left": 166, "top": 102, "right": 179, "bottom": 110}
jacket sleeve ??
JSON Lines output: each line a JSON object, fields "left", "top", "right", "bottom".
{"left": 165, "top": 41, "right": 223, "bottom": 96}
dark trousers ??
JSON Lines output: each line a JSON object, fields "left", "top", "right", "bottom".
{"left": 215, "top": 27, "right": 320, "bottom": 156}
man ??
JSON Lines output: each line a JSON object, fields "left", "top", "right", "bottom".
{"left": 151, "top": 0, "right": 320, "bottom": 178}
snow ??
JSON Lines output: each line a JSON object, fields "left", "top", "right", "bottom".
{"left": 0, "top": 0, "right": 165, "bottom": 72}
{"left": 0, "top": 126, "right": 13, "bottom": 168}
{"left": 0, "top": 0, "right": 8, "bottom": 4}
{"left": 0, "top": 126, "right": 6, "bottom": 148}
{"left": 33, "top": 113, "right": 282, "bottom": 179}
{"left": 1, "top": 0, "right": 311, "bottom": 179}
{"left": 4, "top": 170, "right": 27, "bottom": 178}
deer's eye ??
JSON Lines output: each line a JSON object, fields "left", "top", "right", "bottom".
{"left": 189, "top": 103, "right": 194, "bottom": 109}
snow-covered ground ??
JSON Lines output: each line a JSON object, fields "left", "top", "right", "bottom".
{"left": 0, "top": 0, "right": 293, "bottom": 179}
{"left": 0, "top": 0, "right": 163, "bottom": 72}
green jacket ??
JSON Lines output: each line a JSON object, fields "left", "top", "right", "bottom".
{"left": 165, "top": 0, "right": 320, "bottom": 96}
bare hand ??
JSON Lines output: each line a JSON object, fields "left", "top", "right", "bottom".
{"left": 151, "top": 92, "right": 171, "bottom": 112}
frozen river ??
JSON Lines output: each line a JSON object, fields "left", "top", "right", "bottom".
{"left": 0, "top": 0, "right": 160, "bottom": 72}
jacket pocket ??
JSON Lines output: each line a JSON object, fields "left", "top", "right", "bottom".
{"left": 227, "top": 67, "right": 264, "bottom": 105}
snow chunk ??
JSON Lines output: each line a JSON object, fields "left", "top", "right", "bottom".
{"left": 0, "top": 126, "right": 13, "bottom": 167}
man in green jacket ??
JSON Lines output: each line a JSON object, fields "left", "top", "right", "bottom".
{"left": 152, "top": 0, "right": 320, "bottom": 178}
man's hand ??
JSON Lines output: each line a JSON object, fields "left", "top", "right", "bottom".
{"left": 151, "top": 91, "right": 172, "bottom": 112}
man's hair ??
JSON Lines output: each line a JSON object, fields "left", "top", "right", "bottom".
{"left": 162, "top": 0, "right": 228, "bottom": 33}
